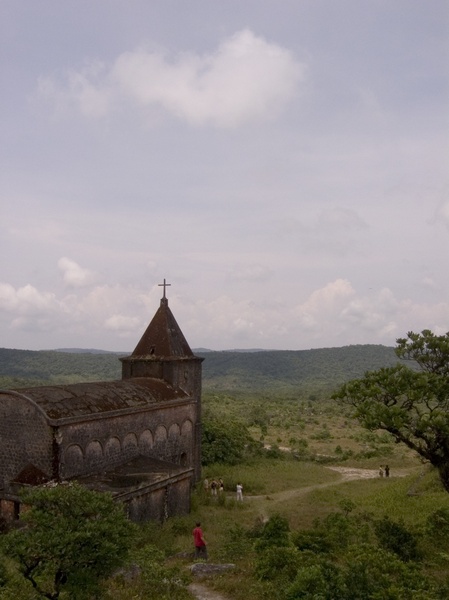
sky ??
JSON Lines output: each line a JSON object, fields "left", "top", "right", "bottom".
{"left": 1, "top": 1, "right": 449, "bottom": 352}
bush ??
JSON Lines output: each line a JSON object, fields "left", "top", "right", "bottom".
{"left": 1, "top": 483, "right": 135, "bottom": 599}
{"left": 426, "top": 508, "right": 449, "bottom": 539}
{"left": 109, "top": 545, "right": 190, "bottom": 600}
{"left": 202, "top": 419, "right": 251, "bottom": 465}
{"left": 221, "top": 524, "right": 252, "bottom": 561}
{"left": 343, "top": 543, "right": 435, "bottom": 599}
{"left": 286, "top": 559, "right": 345, "bottom": 600}
{"left": 255, "top": 546, "right": 301, "bottom": 582}
{"left": 292, "top": 529, "right": 330, "bottom": 555}
{"left": 374, "top": 516, "right": 420, "bottom": 562}
{"left": 254, "top": 514, "right": 291, "bottom": 553}
{"left": 265, "top": 444, "right": 285, "bottom": 460}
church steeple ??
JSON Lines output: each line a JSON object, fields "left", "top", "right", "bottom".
{"left": 131, "top": 294, "right": 194, "bottom": 359}
{"left": 120, "top": 282, "right": 202, "bottom": 396}
{"left": 120, "top": 281, "right": 203, "bottom": 482}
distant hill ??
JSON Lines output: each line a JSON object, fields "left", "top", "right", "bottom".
{"left": 198, "top": 345, "right": 404, "bottom": 394}
{"left": 0, "top": 348, "right": 124, "bottom": 388}
{"left": 0, "top": 344, "right": 405, "bottom": 394}
{"left": 55, "top": 348, "right": 125, "bottom": 355}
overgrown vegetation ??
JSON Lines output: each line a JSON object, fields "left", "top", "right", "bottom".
{"left": 333, "top": 330, "right": 449, "bottom": 491}
{"left": 246, "top": 508, "right": 444, "bottom": 599}
{"left": 2, "top": 335, "right": 449, "bottom": 598}
{"left": 0, "top": 483, "right": 135, "bottom": 599}
{"left": 202, "top": 418, "right": 257, "bottom": 466}
{"left": 1, "top": 433, "right": 449, "bottom": 598}
{"left": 184, "top": 468, "right": 449, "bottom": 600}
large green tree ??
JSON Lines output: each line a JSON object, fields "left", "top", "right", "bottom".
{"left": 201, "top": 418, "right": 251, "bottom": 465}
{"left": 333, "top": 330, "right": 449, "bottom": 491}
{"left": 0, "top": 483, "right": 135, "bottom": 599}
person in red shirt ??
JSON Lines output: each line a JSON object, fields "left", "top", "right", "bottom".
{"left": 193, "top": 522, "right": 208, "bottom": 560}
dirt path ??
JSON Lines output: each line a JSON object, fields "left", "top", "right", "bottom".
{"left": 188, "top": 582, "right": 232, "bottom": 600}
{"left": 246, "top": 466, "right": 410, "bottom": 504}
{"left": 187, "top": 467, "right": 413, "bottom": 599}
{"left": 326, "top": 466, "right": 411, "bottom": 480}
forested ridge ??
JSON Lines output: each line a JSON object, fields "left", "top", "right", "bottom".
{"left": 0, "top": 344, "right": 402, "bottom": 392}
{"left": 201, "top": 345, "right": 403, "bottom": 392}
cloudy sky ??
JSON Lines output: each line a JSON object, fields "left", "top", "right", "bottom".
{"left": 1, "top": 1, "right": 448, "bottom": 352}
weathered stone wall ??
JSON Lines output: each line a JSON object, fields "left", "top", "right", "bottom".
{"left": 0, "top": 394, "right": 53, "bottom": 489}
{"left": 60, "top": 402, "right": 196, "bottom": 479}
{"left": 123, "top": 475, "right": 192, "bottom": 522}
{"left": 162, "top": 357, "right": 203, "bottom": 397}
{"left": 0, "top": 499, "right": 17, "bottom": 521}
{"left": 162, "top": 358, "right": 203, "bottom": 482}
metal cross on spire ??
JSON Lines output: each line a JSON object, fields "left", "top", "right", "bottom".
{"left": 158, "top": 278, "right": 171, "bottom": 299}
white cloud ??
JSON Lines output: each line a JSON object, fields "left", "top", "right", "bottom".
{"left": 0, "top": 283, "right": 59, "bottom": 315}
{"left": 297, "top": 279, "right": 356, "bottom": 318}
{"left": 104, "top": 314, "right": 141, "bottom": 333}
{"left": 58, "top": 257, "right": 96, "bottom": 288}
{"left": 38, "top": 29, "right": 304, "bottom": 127}
{"left": 38, "top": 61, "right": 112, "bottom": 118}
{"left": 1, "top": 276, "right": 449, "bottom": 351}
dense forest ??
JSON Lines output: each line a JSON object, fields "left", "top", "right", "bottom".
{"left": 0, "top": 344, "right": 404, "bottom": 392}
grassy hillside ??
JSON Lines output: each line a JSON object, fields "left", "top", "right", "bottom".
{"left": 0, "top": 344, "right": 402, "bottom": 392}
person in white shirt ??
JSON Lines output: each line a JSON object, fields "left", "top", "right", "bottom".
{"left": 236, "top": 482, "right": 243, "bottom": 501}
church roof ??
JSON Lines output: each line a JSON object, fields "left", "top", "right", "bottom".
{"left": 1, "top": 378, "right": 189, "bottom": 424}
{"left": 131, "top": 297, "right": 194, "bottom": 358}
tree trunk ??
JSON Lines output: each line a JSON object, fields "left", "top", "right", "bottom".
{"left": 437, "top": 462, "right": 449, "bottom": 493}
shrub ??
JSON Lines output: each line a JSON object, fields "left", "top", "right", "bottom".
{"left": 1, "top": 483, "right": 135, "bottom": 600}
{"left": 426, "top": 507, "right": 449, "bottom": 539}
{"left": 221, "top": 524, "right": 252, "bottom": 561}
{"left": 255, "top": 546, "right": 301, "bottom": 582}
{"left": 374, "top": 516, "right": 420, "bottom": 562}
{"left": 110, "top": 545, "right": 190, "bottom": 600}
{"left": 286, "top": 559, "right": 345, "bottom": 600}
{"left": 202, "top": 419, "right": 251, "bottom": 465}
{"left": 292, "top": 529, "right": 330, "bottom": 555}
{"left": 265, "top": 444, "right": 285, "bottom": 460}
{"left": 254, "top": 514, "right": 291, "bottom": 553}
{"left": 310, "top": 429, "right": 333, "bottom": 441}
{"left": 343, "top": 543, "right": 435, "bottom": 599}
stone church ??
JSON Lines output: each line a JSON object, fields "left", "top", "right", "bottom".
{"left": 0, "top": 285, "right": 203, "bottom": 523}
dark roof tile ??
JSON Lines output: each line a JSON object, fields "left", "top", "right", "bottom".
{"left": 131, "top": 298, "right": 194, "bottom": 358}
{"left": 3, "top": 378, "right": 189, "bottom": 421}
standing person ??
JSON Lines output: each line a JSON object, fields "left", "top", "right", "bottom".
{"left": 211, "top": 479, "right": 217, "bottom": 496}
{"left": 203, "top": 477, "right": 209, "bottom": 494}
{"left": 379, "top": 466, "right": 384, "bottom": 477}
{"left": 384, "top": 465, "right": 390, "bottom": 477}
{"left": 236, "top": 482, "right": 243, "bottom": 501}
{"left": 219, "top": 478, "right": 224, "bottom": 493}
{"left": 192, "top": 522, "right": 208, "bottom": 560}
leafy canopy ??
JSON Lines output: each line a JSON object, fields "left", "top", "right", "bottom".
{"left": 201, "top": 418, "right": 251, "bottom": 465}
{"left": 0, "top": 483, "right": 135, "bottom": 599}
{"left": 333, "top": 330, "right": 449, "bottom": 491}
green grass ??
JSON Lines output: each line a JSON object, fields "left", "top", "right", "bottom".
{"left": 202, "top": 458, "right": 341, "bottom": 496}
{"left": 157, "top": 459, "right": 449, "bottom": 600}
